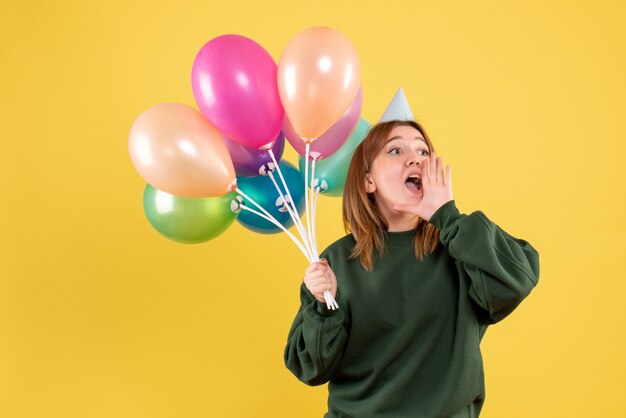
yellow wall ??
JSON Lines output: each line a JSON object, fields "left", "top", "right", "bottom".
{"left": 2, "top": 0, "right": 625, "bottom": 417}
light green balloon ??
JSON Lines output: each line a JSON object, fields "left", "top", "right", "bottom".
{"left": 143, "top": 184, "right": 237, "bottom": 244}
{"left": 299, "top": 118, "right": 371, "bottom": 197}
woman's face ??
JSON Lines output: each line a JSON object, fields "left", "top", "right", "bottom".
{"left": 365, "top": 125, "right": 431, "bottom": 222}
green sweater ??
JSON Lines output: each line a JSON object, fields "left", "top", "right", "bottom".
{"left": 284, "top": 200, "right": 540, "bottom": 418}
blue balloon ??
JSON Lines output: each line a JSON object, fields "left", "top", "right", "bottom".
{"left": 236, "top": 161, "right": 305, "bottom": 234}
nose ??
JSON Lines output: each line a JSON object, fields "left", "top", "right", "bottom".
{"left": 406, "top": 155, "right": 424, "bottom": 167}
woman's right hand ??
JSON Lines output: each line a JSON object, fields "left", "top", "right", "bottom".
{"left": 304, "top": 259, "right": 337, "bottom": 303}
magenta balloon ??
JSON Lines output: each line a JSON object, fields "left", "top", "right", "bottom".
{"left": 191, "top": 35, "right": 284, "bottom": 149}
{"left": 284, "top": 85, "right": 362, "bottom": 160}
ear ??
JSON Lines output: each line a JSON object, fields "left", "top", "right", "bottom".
{"left": 365, "top": 172, "right": 376, "bottom": 193}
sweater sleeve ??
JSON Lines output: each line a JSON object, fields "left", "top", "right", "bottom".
{"left": 429, "top": 200, "right": 540, "bottom": 324}
{"left": 284, "top": 274, "right": 348, "bottom": 386}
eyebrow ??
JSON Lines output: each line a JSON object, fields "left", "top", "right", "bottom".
{"left": 386, "top": 136, "right": 427, "bottom": 145}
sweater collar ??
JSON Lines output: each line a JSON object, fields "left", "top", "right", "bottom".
{"left": 383, "top": 229, "right": 416, "bottom": 246}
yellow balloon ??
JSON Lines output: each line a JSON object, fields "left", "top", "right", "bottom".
{"left": 278, "top": 27, "right": 361, "bottom": 140}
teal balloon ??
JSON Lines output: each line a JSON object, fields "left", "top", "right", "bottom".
{"left": 236, "top": 160, "right": 305, "bottom": 234}
{"left": 143, "top": 184, "right": 237, "bottom": 244}
{"left": 299, "top": 118, "right": 371, "bottom": 197}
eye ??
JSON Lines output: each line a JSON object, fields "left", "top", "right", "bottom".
{"left": 387, "top": 147, "right": 401, "bottom": 155}
{"left": 418, "top": 149, "right": 430, "bottom": 156}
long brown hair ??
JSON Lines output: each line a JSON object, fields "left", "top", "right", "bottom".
{"left": 342, "top": 120, "right": 441, "bottom": 271}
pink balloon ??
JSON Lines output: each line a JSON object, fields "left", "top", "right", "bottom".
{"left": 284, "top": 85, "right": 362, "bottom": 160}
{"left": 191, "top": 35, "right": 284, "bottom": 149}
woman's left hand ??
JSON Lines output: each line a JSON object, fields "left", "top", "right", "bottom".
{"left": 394, "top": 152, "right": 454, "bottom": 222}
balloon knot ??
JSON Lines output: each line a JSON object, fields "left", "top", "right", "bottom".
{"left": 230, "top": 196, "right": 244, "bottom": 213}
{"left": 309, "top": 151, "right": 322, "bottom": 161}
{"left": 259, "top": 162, "right": 276, "bottom": 176}
{"left": 312, "top": 178, "right": 328, "bottom": 192}
{"left": 227, "top": 179, "right": 238, "bottom": 192}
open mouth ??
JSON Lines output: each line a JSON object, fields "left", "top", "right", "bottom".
{"left": 405, "top": 175, "right": 422, "bottom": 192}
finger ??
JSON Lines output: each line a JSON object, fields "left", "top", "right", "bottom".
{"left": 313, "top": 280, "right": 331, "bottom": 291}
{"left": 307, "top": 271, "right": 327, "bottom": 282}
{"left": 423, "top": 157, "right": 431, "bottom": 183}
{"left": 312, "top": 270, "right": 331, "bottom": 283}
{"left": 437, "top": 156, "right": 444, "bottom": 183}
{"left": 307, "top": 280, "right": 329, "bottom": 295}
{"left": 306, "top": 262, "right": 325, "bottom": 274}
{"left": 313, "top": 279, "right": 332, "bottom": 292}
{"left": 429, "top": 152, "right": 437, "bottom": 181}
{"left": 312, "top": 273, "right": 331, "bottom": 285}
{"left": 309, "top": 261, "right": 325, "bottom": 270}
{"left": 445, "top": 165, "right": 452, "bottom": 186}
{"left": 304, "top": 275, "right": 325, "bottom": 288}
{"left": 327, "top": 265, "right": 337, "bottom": 282}
{"left": 308, "top": 286, "right": 326, "bottom": 303}
{"left": 305, "top": 266, "right": 318, "bottom": 276}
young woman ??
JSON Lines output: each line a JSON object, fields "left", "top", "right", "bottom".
{"left": 284, "top": 120, "right": 540, "bottom": 418}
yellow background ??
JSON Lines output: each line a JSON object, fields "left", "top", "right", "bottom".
{"left": 2, "top": 0, "right": 625, "bottom": 417}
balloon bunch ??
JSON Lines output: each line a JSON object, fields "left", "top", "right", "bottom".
{"left": 129, "top": 27, "right": 370, "bottom": 310}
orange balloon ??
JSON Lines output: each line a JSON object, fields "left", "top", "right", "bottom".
{"left": 278, "top": 27, "right": 361, "bottom": 139}
{"left": 129, "top": 103, "right": 235, "bottom": 197}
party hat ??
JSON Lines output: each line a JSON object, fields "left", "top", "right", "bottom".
{"left": 379, "top": 88, "right": 414, "bottom": 122}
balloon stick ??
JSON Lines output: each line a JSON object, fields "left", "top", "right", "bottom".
{"left": 267, "top": 149, "right": 313, "bottom": 249}
{"left": 304, "top": 141, "right": 338, "bottom": 310}
{"left": 266, "top": 170, "right": 315, "bottom": 260}
{"left": 236, "top": 204, "right": 312, "bottom": 261}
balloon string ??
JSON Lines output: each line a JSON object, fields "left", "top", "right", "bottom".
{"left": 310, "top": 181, "right": 337, "bottom": 310}
{"left": 267, "top": 170, "right": 312, "bottom": 255}
{"left": 267, "top": 149, "right": 313, "bottom": 248}
{"left": 324, "top": 290, "right": 339, "bottom": 310}
{"left": 267, "top": 171, "right": 315, "bottom": 260}
{"left": 304, "top": 143, "right": 314, "bottom": 257}
{"left": 311, "top": 157, "right": 323, "bottom": 256}
{"left": 266, "top": 145, "right": 337, "bottom": 310}
{"left": 306, "top": 148, "right": 338, "bottom": 310}
{"left": 238, "top": 205, "right": 312, "bottom": 262}
{"left": 312, "top": 186, "right": 320, "bottom": 257}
